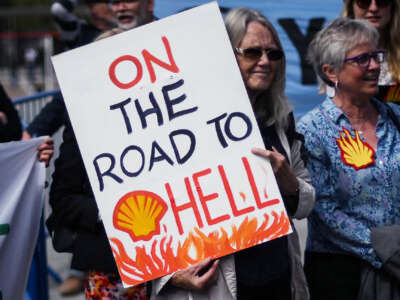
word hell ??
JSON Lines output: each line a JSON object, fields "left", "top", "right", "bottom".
{"left": 165, "top": 156, "right": 279, "bottom": 235}
{"left": 109, "top": 36, "right": 179, "bottom": 89}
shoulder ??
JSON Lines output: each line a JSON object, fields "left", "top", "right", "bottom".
{"left": 297, "top": 104, "right": 325, "bottom": 135}
{"left": 386, "top": 102, "right": 400, "bottom": 116}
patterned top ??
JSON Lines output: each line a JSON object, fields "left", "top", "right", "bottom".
{"left": 297, "top": 97, "right": 400, "bottom": 268}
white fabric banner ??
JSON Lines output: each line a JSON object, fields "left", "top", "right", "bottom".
{"left": 0, "top": 138, "right": 46, "bottom": 300}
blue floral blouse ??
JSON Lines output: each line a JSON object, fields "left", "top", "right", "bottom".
{"left": 297, "top": 97, "right": 400, "bottom": 268}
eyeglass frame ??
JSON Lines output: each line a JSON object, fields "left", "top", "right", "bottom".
{"left": 354, "top": 0, "right": 393, "bottom": 9}
{"left": 343, "top": 50, "right": 385, "bottom": 69}
{"left": 235, "top": 47, "right": 284, "bottom": 61}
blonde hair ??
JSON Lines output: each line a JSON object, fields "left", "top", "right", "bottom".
{"left": 342, "top": 0, "right": 400, "bottom": 80}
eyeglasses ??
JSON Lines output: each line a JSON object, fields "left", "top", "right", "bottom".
{"left": 355, "top": 0, "right": 392, "bottom": 9}
{"left": 235, "top": 47, "right": 284, "bottom": 61}
{"left": 109, "top": 0, "right": 139, "bottom": 6}
{"left": 344, "top": 50, "right": 385, "bottom": 69}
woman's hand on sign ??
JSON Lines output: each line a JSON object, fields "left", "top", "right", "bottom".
{"left": 170, "top": 258, "right": 219, "bottom": 291}
{"left": 252, "top": 147, "right": 299, "bottom": 196}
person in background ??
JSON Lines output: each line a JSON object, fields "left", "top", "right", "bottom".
{"left": 47, "top": 26, "right": 151, "bottom": 300}
{"left": 51, "top": 0, "right": 115, "bottom": 50}
{"left": 298, "top": 17, "right": 400, "bottom": 299}
{"left": 152, "top": 8, "right": 315, "bottom": 300}
{"left": 109, "top": 0, "right": 156, "bottom": 30}
{"left": 0, "top": 83, "right": 22, "bottom": 143}
{"left": 0, "top": 82, "right": 53, "bottom": 165}
{"left": 24, "top": 2, "right": 115, "bottom": 293}
{"left": 27, "top": 1, "right": 156, "bottom": 295}
{"left": 342, "top": 0, "right": 400, "bottom": 103}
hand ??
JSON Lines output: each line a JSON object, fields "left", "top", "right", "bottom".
{"left": 252, "top": 147, "right": 299, "bottom": 196}
{"left": 0, "top": 112, "right": 8, "bottom": 125}
{"left": 37, "top": 138, "right": 54, "bottom": 167}
{"left": 170, "top": 258, "right": 219, "bottom": 291}
{"left": 21, "top": 131, "right": 32, "bottom": 140}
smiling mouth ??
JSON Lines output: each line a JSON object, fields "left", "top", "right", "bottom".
{"left": 363, "top": 73, "right": 379, "bottom": 82}
{"left": 366, "top": 16, "right": 380, "bottom": 21}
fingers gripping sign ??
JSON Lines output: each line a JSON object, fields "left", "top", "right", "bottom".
{"left": 170, "top": 258, "right": 220, "bottom": 291}
{"left": 37, "top": 137, "right": 54, "bottom": 167}
{"left": 251, "top": 147, "right": 299, "bottom": 197}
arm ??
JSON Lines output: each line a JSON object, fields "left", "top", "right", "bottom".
{"left": 297, "top": 120, "right": 381, "bottom": 268}
{"left": 25, "top": 93, "right": 66, "bottom": 137}
{"left": 289, "top": 135, "right": 315, "bottom": 219}
{"left": 51, "top": 0, "right": 82, "bottom": 47}
{"left": 48, "top": 125, "right": 99, "bottom": 232}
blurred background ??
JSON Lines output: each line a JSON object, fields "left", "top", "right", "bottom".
{"left": 0, "top": 0, "right": 91, "bottom": 98}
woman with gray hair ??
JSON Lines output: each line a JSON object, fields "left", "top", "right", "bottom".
{"left": 342, "top": 0, "right": 400, "bottom": 103}
{"left": 297, "top": 17, "right": 400, "bottom": 299}
{"left": 152, "top": 7, "right": 315, "bottom": 300}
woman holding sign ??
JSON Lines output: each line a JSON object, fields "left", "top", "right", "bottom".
{"left": 153, "top": 8, "right": 315, "bottom": 300}
{"left": 298, "top": 18, "right": 400, "bottom": 299}
{"left": 342, "top": 0, "right": 400, "bottom": 103}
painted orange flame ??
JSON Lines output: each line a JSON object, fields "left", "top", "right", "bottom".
{"left": 113, "top": 190, "right": 167, "bottom": 242}
{"left": 336, "top": 127, "right": 375, "bottom": 170}
{"left": 110, "top": 210, "right": 290, "bottom": 286}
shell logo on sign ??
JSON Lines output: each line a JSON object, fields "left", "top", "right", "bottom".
{"left": 113, "top": 190, "right": 168, "bottom": 242}
{"left": 336, "top": 127, "right": 375, "bottom": 170}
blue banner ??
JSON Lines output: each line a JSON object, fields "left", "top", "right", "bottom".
{"left": 154, "top": 0, "right": 343, "bottom": 116}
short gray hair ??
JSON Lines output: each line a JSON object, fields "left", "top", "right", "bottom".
{"left": 225, "top": 7, "right": 292, "bottom": 129}
{"left": 308, "top": 17, "right": 379, "bottom": 86}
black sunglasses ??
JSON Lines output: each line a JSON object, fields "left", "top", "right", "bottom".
{"left": 235, "top": 47, "right": 284, "bottom": 61}
{"left": 355, "top": 0, "right": 392, "bottom": 9}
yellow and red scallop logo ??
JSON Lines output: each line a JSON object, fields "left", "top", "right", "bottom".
{"left": 113, "top": 190, "right": 168, "bottom": 242}
{"left": 336, "top": 127, "right": 375, "bottom": 170}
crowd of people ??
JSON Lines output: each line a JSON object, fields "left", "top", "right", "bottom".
{"left": 1, "top": 0, "right": 400, "bottom": 299}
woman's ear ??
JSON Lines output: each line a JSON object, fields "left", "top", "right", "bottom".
{"left": 322, "top": 64, "right": 338, "bottom": 84}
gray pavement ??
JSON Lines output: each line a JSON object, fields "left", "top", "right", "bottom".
{"left": 47, "top": 239, "right": 85, "bottom": 300}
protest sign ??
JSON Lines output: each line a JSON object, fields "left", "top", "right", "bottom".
{"left": 0, "top": 138, "right": 46, "bottom": 300}
{"left": 52, "top": 2, "right": 291, "bottom": 287}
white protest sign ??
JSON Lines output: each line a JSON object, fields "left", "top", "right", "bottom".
{"left": 52, "top": 2, "right": 291, "bottom": 287}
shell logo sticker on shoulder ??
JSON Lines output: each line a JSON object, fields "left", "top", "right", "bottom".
{"left": 113, "top": 190, "right": 168, "bottom": 242}
{"left": 336, "top": 127, "right": 375, "bottom": 170}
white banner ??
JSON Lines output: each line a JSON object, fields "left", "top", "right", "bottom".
{"left": 0, "top": 138, "right": 46, "bottom": 300}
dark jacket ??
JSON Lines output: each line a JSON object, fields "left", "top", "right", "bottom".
{"left": 0, "top": 84, "right": 22, "bottom": 142}
{"left": 26, "top": 93, "right": 66, "bottom": 137}
{"left": 46, "top": 114, "right": 118, "bottom": 273}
